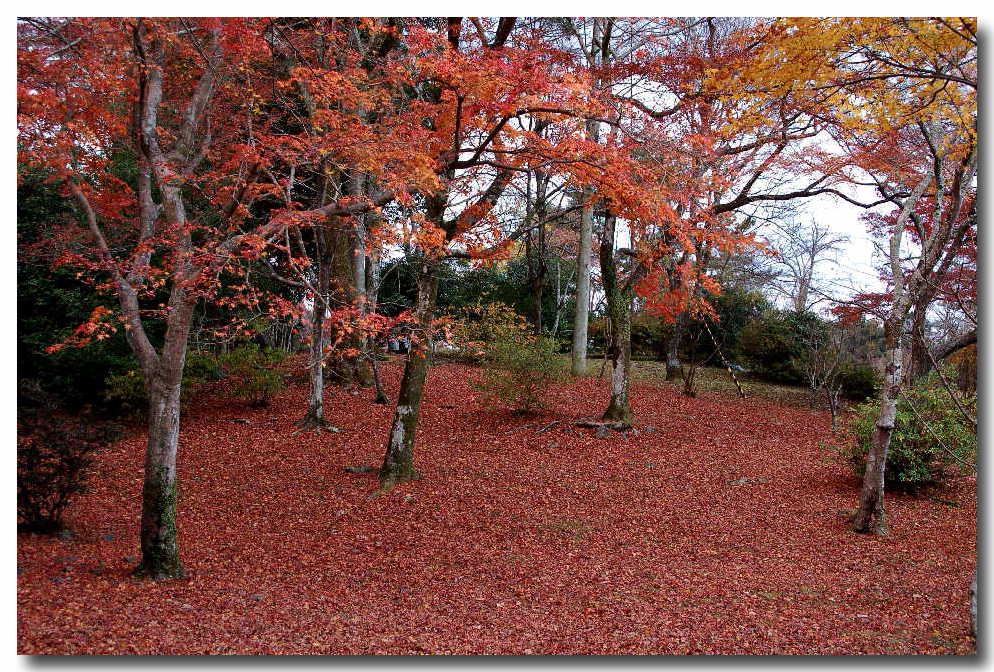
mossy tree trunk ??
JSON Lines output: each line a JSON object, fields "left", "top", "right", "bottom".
{"left": 599, "top": 209, "right": 634, "bottom": 426}
{"left": 135, "top": 298, "right": 194, "bottom": 580}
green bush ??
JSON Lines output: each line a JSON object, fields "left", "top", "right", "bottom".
{"left": 103, "top": 349, "right": 228, "bottom": 417}
{"left": 103, "top": 369, "right": 150, "bottom": 417}
{"left": 740, "top": 310, "right": 826, "bottom": 385}
{"left": 836, "top": 373, "right": 976, "bottom": 490}
{"left": 475, "top": 336, "right": 565, "bottom": 414}
{"left": 221, "top": 344, "right": 287, "bottom": 407}
{"left": 836, "top": 364, "right": 881, "bottom": 401}
{"left": 450, "top": 301, "right": 531, "bottom": 365}
{"left": 185, "top": 350, "right": 226, "bottom": 382}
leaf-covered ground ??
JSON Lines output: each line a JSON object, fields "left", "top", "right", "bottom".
{"left": 17, "top": 362, "right": 976, "bottom": 654}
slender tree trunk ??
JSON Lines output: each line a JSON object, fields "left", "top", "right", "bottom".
{"left": 350, "top": 173, "right": 374, "bottom": 388}
{"left": 906, "top": 296, "right": 932, "bottom": 383}
{"left": 853, "top": 321, "right": 902, "bottom": 534}
{"left": 135, "top": 301, "right": 194, "bottom": 580}
{"left": 327, "top": 222, "right": 356, "bottom": 387}
{"left": 599, "top": 211, "right": 633, "bottom": 426}
{"left": 532, "top": 274, "right": 544, "bottom": 336}
{"left": 371, "top": 356, "right": 389, "bottom": 404}
{"left": 380, "top": 256, "right": 438, "bottom": 488}
{"left": 364, "top": 247, "right": 389, "bottom": 404}
{"left": 298, "top": 226, "right": 335, "bottom": 431}
{"left": 794, "top": 276, "right": 810, "bottom": 313}
{"left": 971, "top": 569, "right": 978, "bottom": 639}
{"left": 570, "top": 160, "right": 596, "bottom": 373}
{"left": 665, "top": 314, "right": 686, "bottom": 381}
{"left": 300, "top": 294, "right": 327, "bottom": 427}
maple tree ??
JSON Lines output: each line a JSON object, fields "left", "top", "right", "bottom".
{"left": 370, "top": 17, "right": 629, "bottom": 485}
{"left": 17, "top": 17, "right": 428, "bottom": 578}
{"left": 755, "top": 17, "right": 977, "bottom": 534}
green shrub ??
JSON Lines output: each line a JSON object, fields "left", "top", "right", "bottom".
{"left": 450, "top": 301, "right": 531, "bottom": 365}
{"left": 220, "top": 344, "right": 286, "bottom": 407}
{"left": 836, "top": 364, "right": 880, "bottom": 401}
{"left": 103, "top": 350, "right": 227, "bottom": 417}
{"left": 475, "top": 336, "right": 565, "bottom": 414}
{"left": 836, "top": 373, "right": 976, "bottom": 490}
{"left": 103, "top": 369, "right": 149, "bottom": 417}
{"left": 740, "top": 310, "right": 826, "bottom": 385}
{"left": 185, "top": 350, "right": 226, "bottom": 382}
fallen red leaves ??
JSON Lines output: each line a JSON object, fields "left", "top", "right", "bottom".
{"left": 17, "top": 363, "right": 976, "bottom": 654}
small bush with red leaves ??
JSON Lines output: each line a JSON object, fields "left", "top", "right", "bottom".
{"left": 17, "top": 415, "right": 115, "bottom": 533}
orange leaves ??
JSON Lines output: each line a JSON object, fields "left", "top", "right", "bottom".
{"left": 46, "top": 306, "right": 118, "bottom": 354}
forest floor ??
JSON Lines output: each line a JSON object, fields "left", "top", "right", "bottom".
{"left": 17, "top": 360, "right": 976, "bottom": 654}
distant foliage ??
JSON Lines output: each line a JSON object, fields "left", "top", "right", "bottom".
{"left": 103, "top": 369, "right": 151, "bottom": 417}
{"left": 103, "top": 346, "right": 285, "bottom": 414}
{"left": 104, "top": 350, "right": 226, "bottom": 417}
{"left": 17, "top": 414, "right": 116, "bottom": 533}
{"left": 185, "top": 350, "right": 227, "bottom": 382}
{"left": 836, "top": 364, "right": 881, "bottom": 401}
{"left": 836, "top": 372, "right": 976, "bottom": 490}
{"left": 740, "top": 310, "right": 826, "bottom": 385}
{"left": 475, "top": 336, "right": 565, "bottom": 414}
{"left": 222, "top": 344, "right": 287, "bottom": 408}
{"left": 17, "top": 170, "right": 141, "bottom": 410}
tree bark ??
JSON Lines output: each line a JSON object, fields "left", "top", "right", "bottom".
{"left": 300, "top": 290, "right": 328, "bottom": 427}
{"left": 380, "top": 255, "right": 438, "bottom": 488}
{"left": 905, "top": 294, "right": 933, "bottom": 383}
{"left": 853, "top": 321, "right": 902, "bottom": 534}
{"left": 570, "top": 129, "right": 597, "bottom": 376}
{"left": 350, "top": 172, "right": 374, "bottom": 388}
{"left": 971, "top": 569, "right": 978, "bottom": 639}
{"left": 665, "top": 314, "right": 686, "bottom": 381}
{"left": 298, "top": 223, "right": 335, "bottom": 431}
{"left": 599, "top": 211, "right": 633, "bottom": 426}
{"left": 134, "top": 300, "right": 194, "bottom": 580}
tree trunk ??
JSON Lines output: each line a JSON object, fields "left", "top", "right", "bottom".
{"left": 371, "top": 356, "right": 389, "bottom": 404}
{"left": 571, "top": 121, "right": 598, "bottom": 376}
{"left": 599, "top": 211, "right": 633, "bottom": 426}
{"left": 794, "top": 276, "right": 810, "bottom": 313}
{"left": 906, "top": 299, "right": 930, "bottom": 383}
{"left": 299, "top": 294, "right": 328, "bottom": 428}
{"left": 326, "top": 222, "right": 356, "bottom": 387}
{"left": 298, "top": 225, "right": 335, "bottom": 431}
{"left": 380, "top": 256, "right": 439, "bottom": 488}
{"left": 971, "top": 569, "right": 978, "bottom": 640}
{"left": 351, "top": 175, "right": 374, "bottom": 389}
{"left": 134, "top": 303, "right": 194, "bottom": 580}
{"left": 853, "top": 321, "right": 902, "bottom": 534}
{"left": 665, "top": 315, "right": 686, "bottom": 381}
{"left": 531, "top": 274, "right": 544, "bottom": 336}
